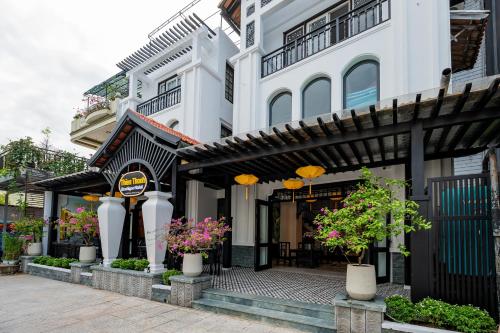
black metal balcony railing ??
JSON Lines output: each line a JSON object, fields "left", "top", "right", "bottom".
{"left": 137, "top": 86, "right": 181, "bottom": 117}
{"left": 261, "top": 0, "right": 391, "bottom": 78}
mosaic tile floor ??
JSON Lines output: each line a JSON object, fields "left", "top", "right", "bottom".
{"left": 209, "top": 266, "right": 409, "bottom": 305}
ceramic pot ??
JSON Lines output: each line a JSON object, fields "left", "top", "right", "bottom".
{"left": 98, "top": 197, "right": 125, "bottom": 267}
{"left": 346, "top": 264, "right": 377, "bottom": 301}
{"left": 2, "top": 259, "right": 18, "bottom": 265}
{"left": 79, "top": 246, "right": 96, "bottom": 263}
{"left": 182, "top": 253, "right": 203, "bottom": 277}
{"left": 27, "top": 242, "right": 42, "bottom": 256}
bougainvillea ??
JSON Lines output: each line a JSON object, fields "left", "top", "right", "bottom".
{"left": 314, "top": 167, "right": 431, "bottom": 264}
{"left": 12, "top": 217, "right": 46, "bottom": 243}
{"left": 57, "top": 207, "right": 99, "bottom": 246}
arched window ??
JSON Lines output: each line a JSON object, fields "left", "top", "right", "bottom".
{"left": 269, "top": 92, "right": 292, "bottom": 126}
{"left": 343, "top": 60, "right": 379, "bottom": 109}
{"left": 168, "top": 120, "right": 179, "bottom": 130}
{"left": 302, "top": 77, "right": 331, "bottom": 119}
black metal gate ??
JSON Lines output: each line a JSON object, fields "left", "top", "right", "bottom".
{"left": 428, "top": 174, "right": 498, "bottom": 319}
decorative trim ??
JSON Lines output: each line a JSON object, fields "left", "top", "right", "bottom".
{"left": 247, "top": 4, "right": 255, "bottom": 16}
{"left": 246, "top": 21, "right": 255, "bottom": 48}
{"left": 261, "top": 0, "right": 272, "bottom": 7}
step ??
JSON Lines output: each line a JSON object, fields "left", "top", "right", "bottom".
{"left": 192, "top": 298, "right": 336, "bottom": 333}
{"left": 201, "top": 289, "right": 335, "bottom": 321}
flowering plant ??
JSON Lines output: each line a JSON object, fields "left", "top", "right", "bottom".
{"left": 12, "top": 217, "right": 45, "bottom": 243}
{"left": 167, "top": 217, "right": 231, "bottom": 256}
{"left": 57, "top": 207, "right": 99, "bottom": 246}
{"left": 314, "top": 167, "right": 431, "bottom": 264}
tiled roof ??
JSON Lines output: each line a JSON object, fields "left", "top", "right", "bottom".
{"left": 132, "top": 111, "right": 200, "bottom": 145}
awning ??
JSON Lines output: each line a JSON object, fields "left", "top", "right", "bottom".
{"left": 32, "top": 170, "right": 108, "bottom": 196}
{"left": 218, "top": 0, "right": 241, "bottom": 34}
{"left": 177, "top": 76, "right": 500, "bottom": 186}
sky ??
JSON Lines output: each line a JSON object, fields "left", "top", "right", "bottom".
{"left": 0, "top": 0, "right": 223, "bottom": 158}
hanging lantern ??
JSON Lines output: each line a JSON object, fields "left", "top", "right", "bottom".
{"left": 130, "top": 197, "right": 138, "bottom": 205}
{"left": 282, "top": 179, "right": 304, "bottom": 203}
{"left": 82, "top": 195, "right": 99, "bottom": 202}
{"left": 296, "top": 165, "right": 326, "bottom": 194}
{"left": 105, "top": 191, "right": 123, "bottom": 198}
{"left": 234, "top": 174, "right": 259, "bottom": 200}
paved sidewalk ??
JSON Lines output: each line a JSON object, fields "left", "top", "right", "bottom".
{"left": 0, "top": 274, "right": 300, "bottom": 333}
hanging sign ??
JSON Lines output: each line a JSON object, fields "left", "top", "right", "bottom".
{"left": 118, "top": 171, "right": 148, "bottom": 197}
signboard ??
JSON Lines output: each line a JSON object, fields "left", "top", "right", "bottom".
{"left": 118, "top": 171, "right": 148, "bottom": 197}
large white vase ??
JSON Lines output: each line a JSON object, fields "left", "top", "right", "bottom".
{"left": 97, "top": 197, "right": 125, "bottom": 267}
{"left": 346, "top": 264, "right": 377, "bottom": 301}
{"left": 142, "top": 191, "right": 173, "bottom": 273}
{"left": 27, "top": 242, "right": 42, "bottom": 256}
{"left": 182, "top": 253, "right": 203, "bottom": 277}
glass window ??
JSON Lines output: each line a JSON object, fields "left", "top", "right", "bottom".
{"left": 225, "top": 63, "right": 234, "bottom": 103}
{"left": 344, "top": 60, "right": 379, "bottom": 109}
{"left": 158, "top": 76, "right": 180, "bottom": 94}
{"left": 302, "top": 77, "right": 331, "bottom": 119}
{"left": 269, "top": 92, "right": 292, "bottom": 126}
{"left": 221, "top": 124, "right": 232, "bottom": 138}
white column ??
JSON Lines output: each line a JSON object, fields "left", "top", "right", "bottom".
{"left": 42, "top": 191, "right": 53, "bottom": 255}
{"left": 142, "top": 191, "right": 173, "bottom": 273}
{"left": 97, "top": 197, "right": 125, "bottom": 267}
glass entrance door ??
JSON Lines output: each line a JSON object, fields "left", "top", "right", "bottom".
{"left": 255, "top": 199, "right": 272, "bottom": 271}
{"left": 371, "top": 216, "right": 390, "bottom": 283}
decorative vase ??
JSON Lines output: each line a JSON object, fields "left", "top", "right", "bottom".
{"left": 346, "top": 264, "right": 377, "bottom": 301}
{"left": 79, "top": 246, "right": 96, "bottom": 263}
{"left": 98, "top": 197, "right": 125, "bottom": 267}
{"left": 182, "top": 253, "right": 203, "bottom": 277}
{"left": 27, "top": 242, "right": 42, "bottom": 256}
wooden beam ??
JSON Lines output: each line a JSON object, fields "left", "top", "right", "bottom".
{"left": 370, "top": 105, "right": 385, "bottom": 161}
{"left": 412, "top": 94, "right": 422, "bottom": 121}
{"left": 423, "top": 88, "right": 445, "bottom": 147}
{"left": 332, "top": 113, "right": 363, "bottom": 164}
{"left": 351, "top": 110, "right": 375, "bottom": 163}
{"left": 299, "top": 121, "right": 336, "bottom": 168}
{"left": 317, "top": 117, "right": 355, "bottom": 166}
{"left": 285, "top": 124, "right": 325, "bottom": 166}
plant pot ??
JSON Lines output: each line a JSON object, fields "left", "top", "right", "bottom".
{"left": 2, "top": 259, "right": 18, "bottom": 265}
{"left": 346, "top": 264, "right": 377, "bottom": 301}
{"left": 182, "top": 253, "right": 203, "bottom": 277}
{"left": 27, "top": 242, "right": 42, "bottom": 256}
{"left": 79, "top": 246, "right": 96, "bottom": 263}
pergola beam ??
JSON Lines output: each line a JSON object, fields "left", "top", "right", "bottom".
{"left": 351, "top": 110, "right": 375, "bottom": 163}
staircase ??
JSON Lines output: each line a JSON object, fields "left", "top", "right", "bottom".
{"left": 191, "top": 289, "right": 336, "bottom": 332}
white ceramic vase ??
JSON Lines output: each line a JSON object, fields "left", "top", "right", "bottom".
{"left": 27, "top": 242, "right": 42, "bottom": 256}
{"left": 79, "top": 246, "right": 96, "bottom": 263}
{"left": 182, "top": 253, "right": 203, "bottom": 277}
{"left": 346, "top": 264, "right": 377, "bottom": 301}
{"left": 98, "top": 197, "right": 125, "bottom": 267}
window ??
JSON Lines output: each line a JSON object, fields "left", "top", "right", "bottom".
{"left": 343, "top": 60, "right": 379, "bottom": 109}
{"left": 269, "top": 92, "right": 292, "bottom": 126}
{"left": 168, "top": 120, "right": 179, "bottom": 130}
{"left": 158, "top": 76, "right": 180, "bottom": 94}
{"left": 221, "top": 124, "right": 232, "bottom": 138}
{"left": 302, "top": 77, "right": 331, "bottom": 119}
{"left": 225, "top": 63, "right": 234, "bottom": 103}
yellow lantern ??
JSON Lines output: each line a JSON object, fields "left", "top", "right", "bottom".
{"left": 234, "top": 174, "right": 259, "bottom": 200}
{"left": 130, "top": 197, "right": 138, "bottom": 205}
{"left": 105, "top": 191, "right": 123, "bottom": 198}
{"left": 82, "top": 195, "right": 99, "bottom": 202}
{"left": 282, "top": 179, "right": 304, "bottom": 202}
{"left": 296, "top": 165, "right": 326, "bottom": 194}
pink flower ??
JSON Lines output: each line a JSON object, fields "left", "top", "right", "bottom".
{"left": 69, "top": 218, "right": 77, "bottom": 225}
{"left": 76, "top": 207, "right": 85, "bottom": 214}
{"left": 328, "top": 230, "right": 340, "bottom": 239}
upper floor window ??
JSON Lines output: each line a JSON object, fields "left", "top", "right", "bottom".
{"left": 225, "top": 63, "right": 234, "bottom": 103}
{"left": 158, "top": 76, "right": 180, "bottom": 94}
{"left": 343, "top": 60, "right": 379, "bottom": 109}
{"left": 269, "top": 92, "right": 292, "bottom": 126}
{"left": 302, "top": 77, "right": 331, "bottom": 119}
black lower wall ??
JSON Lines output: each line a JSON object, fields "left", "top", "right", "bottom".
{"left": 232, "top": 245, "right": 254, "bottom": 267}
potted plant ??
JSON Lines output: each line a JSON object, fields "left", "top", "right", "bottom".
{"left": 58, "top": 207, "right": 99, "bottom": 263}
{"left": 167, "top": 217, "right": 230, "bottom": 277}
{"left": 314, "top": 167, "right": 430, "bottom": 301}
{"left": 2, "top": 233, "right": 24, "bottom": 265}
{"left": 13, "top": 217, "right": 45, "bottom": 256}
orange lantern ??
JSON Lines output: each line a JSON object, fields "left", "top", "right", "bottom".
{"left": 105, "top": 191, "right": 124, "bottom": 198}
{"left": 234, "top": 174, "right": 259, "bottom": 200}
{"left": 296, "top": 166, "right": 326, "bottom": 194}
{"left": 82, "top": 195, "right": 99, "bottom": 202}
{"left": 282, "top": 179, "right": 304, "bottom": 202}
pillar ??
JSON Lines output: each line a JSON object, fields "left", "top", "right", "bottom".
{"left": 97, "top": 197, "right": 125, "bottom": 267}
{"left": 2, "top": 192, "right": 8, "bottom": 252}
{"left": 222, "top": 178, "right": 232, "bottom": 268}
{"left": 487, "top": 148, "right": 500, "bottom": 319}
{"left": 142, "top": 191, "right": 173, "bottom": 273}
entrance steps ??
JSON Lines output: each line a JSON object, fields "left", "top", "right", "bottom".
{"left": 191, "top": 289, "right": 336, "bottom": 333}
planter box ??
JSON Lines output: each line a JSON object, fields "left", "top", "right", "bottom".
{"left": 20, "top": 256, "right": 38, "bottom": 273}
{"left": 27, "top": 263, "right": 71, "bottom": 283}
{"left": 91, "top": 265, "right": 163, "bottom": 300}
{"left": 151, "top": 284, "right": 171, "bottom": 303}
{"left": 0, "top": 264, "right": 19, "bottom": 275}
{"left": 382, "top": 321, "right": 460, "bottom": 333}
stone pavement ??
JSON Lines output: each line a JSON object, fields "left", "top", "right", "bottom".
{"left": 0, "top": 274, "right": 301, "bottom": 333}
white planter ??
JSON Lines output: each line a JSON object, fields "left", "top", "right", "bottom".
{"left": 79, "top": 246, "right": 96, "bottom": 263}
{"left": 98, "top": 197, "right": 126, "bottom": 267}
{"left": 346, "top": 264, "right": 377, "bottom": 301}
{"left": 142, "top": 191, "right": 173, "bottom": 273}
{"left": 2, "top": 259, "right": 18, "bottom": 265}
{"left": 27, "top": 242, "right": 42, "bottom": 256}
{"left": 182, "top": 253, "right": 203, "bottom": 277}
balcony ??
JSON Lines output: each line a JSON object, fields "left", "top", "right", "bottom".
{"left": 137, "top": 86, "right": 181, "bottom": 117}
{"left": 261, "top": 0, "right": 391, "bottom": 78}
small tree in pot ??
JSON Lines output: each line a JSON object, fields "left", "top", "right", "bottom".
{"left": 13, "top": 217, "right": 45, "bottom": 256}
{"left": 2, "top": 233, "right": 24, "bottom": 264}
{"left": 58, "top": 207, "right": 99, "bottom": 263}
{"left": 314, "top": 167, "right": 431, "bottom": 300}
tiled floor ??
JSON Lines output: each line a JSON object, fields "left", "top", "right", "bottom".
{"left": 211, "top": 266, "right": 409, "bottom": 305}
{"left": 0, "top": 274, "right": 301, "bottom": 333}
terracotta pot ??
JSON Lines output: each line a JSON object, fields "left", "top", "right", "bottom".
{"left": 79, "top": 246, "right": 96, "bottom": 263}
{"left": 27, "top": 242, "right": 42, "bottom": 256}
{"left": 182, "top": 253, "right": 203, "bottom": 277}
{"left": 346, "top": 264, "right": 377, "bottom": 300}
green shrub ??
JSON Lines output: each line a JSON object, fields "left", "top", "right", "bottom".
{"left": 32, "top": 256, "right": 76, "bottom": 268}
{"left": 385, "top": 296, "right": 497, "bottom": 333}
{"left": 45, "top": 258, "right": 56, "bottom": 266}
{"left": 2, "top": 233, "right": 23, "bottom": 261}
{"left": 121, "top": 259, "right": 136, "bottom": 270}
{"left": 110, "top": 258, "right": 149, "bottom": 271}
{"left": 385, "top": 295, "right": 416, "bottom": 323}
{"left": 111, "top": 259, "right": 124, "bottom": 268}
{"left": 33, "top": 256, "right": 50, "bottom": 265}
{"left": 162, "top": 269, "right": 182, "bottom": 285}
{"left": 134, "top": 259, "right": 149, "bottom": 271}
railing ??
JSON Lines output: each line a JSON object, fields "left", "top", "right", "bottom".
{"left": 137, "top": 86, "right": 182, "bottom": 117}
{"left": 261, "top": 0, "right": 391, "bottom": 78}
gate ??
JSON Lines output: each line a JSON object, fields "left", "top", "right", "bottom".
{"left": 428, "top": 174, "right": 498, "bottom": 319}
